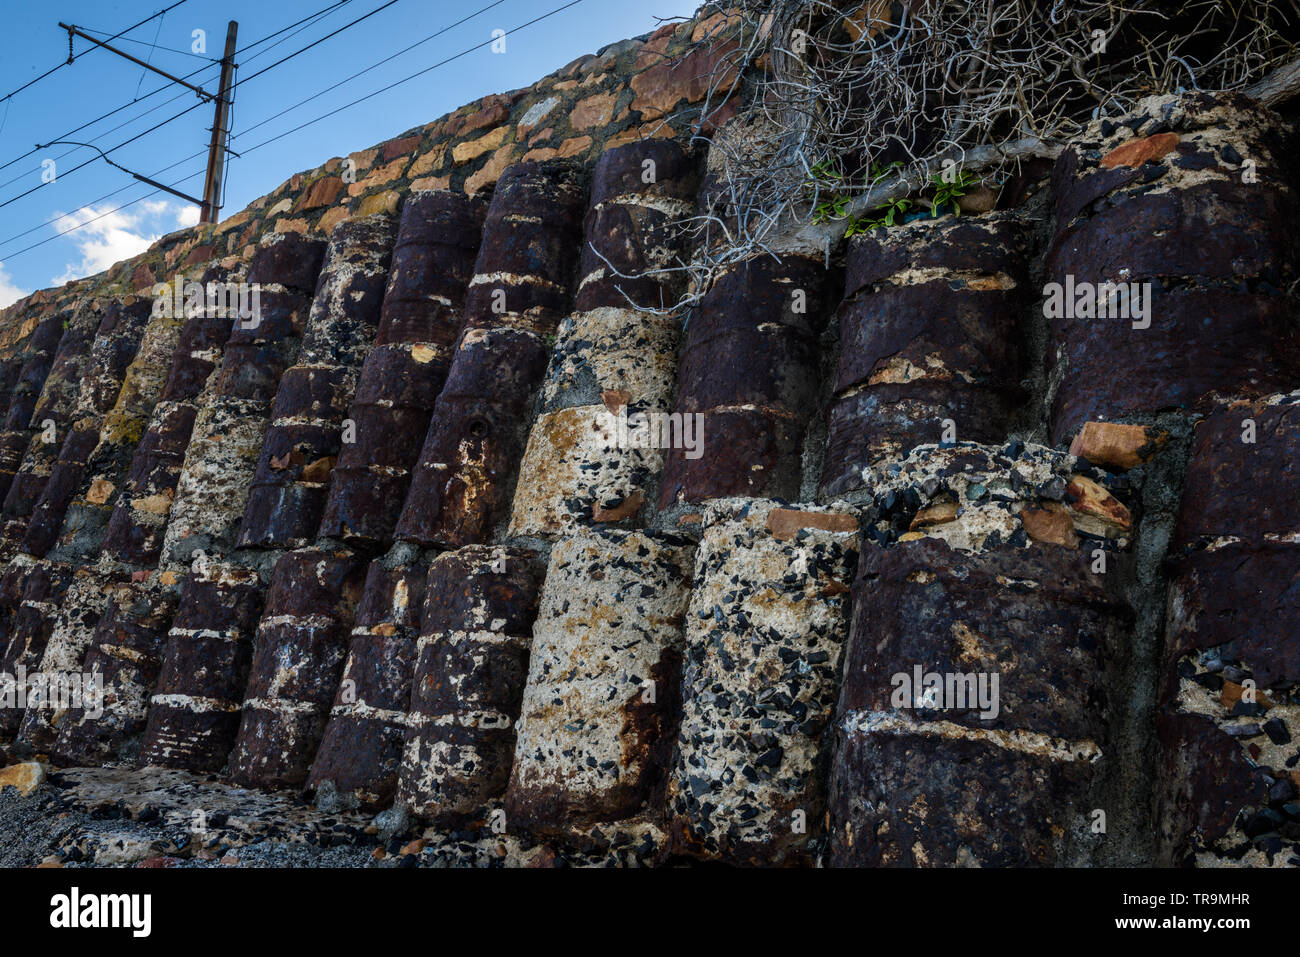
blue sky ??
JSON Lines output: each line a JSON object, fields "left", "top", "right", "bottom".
{"left": 0, "top": 0, "right": 699, "bottom": 306}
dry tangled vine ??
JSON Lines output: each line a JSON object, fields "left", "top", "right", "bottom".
{"left": 603, "top": 0, "right": 1300, "bottom": 312}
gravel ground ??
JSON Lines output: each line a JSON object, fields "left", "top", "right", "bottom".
{"left": 0, "top": 784, "right": 87, "bottom": 867}
{"left": 0, "top": 776, "right": 380, "bottom": 868}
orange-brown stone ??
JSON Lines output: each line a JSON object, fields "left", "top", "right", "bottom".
{"left": 1100, "top": 132, "right": 1180, "bottom": 169}
{"left": 1019, "top": 503, "right": 1080, "bottom": 548}
{"left": 1070, "top": 421, "right": 1168, "bottom": 470}
{"left": 766, "top": 508, "right": 858, "bottom": 541}
{"left": 382, "top": 135, "right": 422, "bottom": 162}
{"left": 1066, "top": 474, "right": 1132, "bottom": 533}
{"left": 572, "top": 92, "right": 618, "bottom": 129}
{"left": 630, "top": 43, "right": 739, "bottom": 120}
{"left": 297, "top": 176, "right": 344, "bottom": 212}
{"left": 557, "top": 136, "right": 592, "bottom": 159}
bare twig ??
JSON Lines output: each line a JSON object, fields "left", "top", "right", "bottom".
{"left": 639, "top": 0, "right": 1300, "bottom": 310}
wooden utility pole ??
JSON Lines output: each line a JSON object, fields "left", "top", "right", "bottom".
{"left": 200, "top": 21, "right": 239, "bottom": 224}
{"left": 56, "top": 19, "right": 239, "bottom": 221}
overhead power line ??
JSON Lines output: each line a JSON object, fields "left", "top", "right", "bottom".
{"left": 36, "top": 140, "right": 206, "bottom": 206}
{"left": 0, "top": 147, "right": 209, "bottom": 252}
{"left": 0, "top": 164, "right": 210, "bottom": 265}
{"left": 59, "top": 22, "right": 217, "bottom": 102}
{"left": 236, "top": 0, "right": 588, "bottom": 156}
{"left": 0, "top": 1, "right": 359, "bottom": 251}
{"left": 0, "top": 61, "right": 219, "bottom": 179}
{"left": 0, "top": 104, "right": 208, "bottom": 213}
{"left": 230, "top": 0, "right": 403, "bottom": 88}
{"left": 75, "top": 24, "right": 219, "bottom": 62}
{"left": 0, "top": 70, "right": 219, "bottom": 192}
{"left": 0, "top": 0, "right": 401, "bottom": 212}
{"left": 0, "top": 0, "right": 591, "bottom": 267}
{"left": 233, "top": 0, "right": 509, "bottom": 143}
{"left": 0, "top": 0, "right": 192, "bottom": 107}
{"left": 0, "top": 0, "right": 353, "bottom": 180}
{"left": 236, "top": 0, "right": 357, "bottom": 57}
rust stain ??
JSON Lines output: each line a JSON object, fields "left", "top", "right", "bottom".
{"left": 910, "top": 501, "right": 958, "bottom": 530}
{"left": 1066, "top": 474, "right": 1132, "bottom": 532}
{"left": 601, "top": 389, "right": 631, "bottom": 414}
{"left": 766, "top": 507, "right": 858, "bottom": 541}
{"left": 592, "top": 491, "right": 643, "bottom": 523}
{"left": 1019, "top": 503, "right": 1079, "bottom": 548}
{"left": 1100, "top": 132, "right": 1179, "bottom": 169}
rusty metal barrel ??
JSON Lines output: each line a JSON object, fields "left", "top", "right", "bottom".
{"left": 307, "top": 560, "right": 428, "bottom": 808}
{"left": 659, "top": 253, "right": 830, "bottom": 506}
{"left": 319, "top": 191, "right": 487, "bottom": 546}
{"left": 0, "top": 558, "right": 74, "bottom": 737}
{"left": 24, "top": 296, "right": 159, "bottom": 557}
{"left": 101, "top": 261, "right": 245, "bottom": 566}
{"left": 227, "top": 549, "right": 366, "bottom": 789}
{"left": 160, "top": 233, "right": 326, "bottom": 566}
{"left": 506, "top": 528, "right": 693, "bottom": 835}
{"left": 0, "top": 308, "right": 69, "bottom": 502}
{"left": 396, "top": 546, "right": 543, "bottom": 821}
{"left": 510, "top": 141, "right": 702, "bottom": 537}
{"left": 137, "top": 565, "right": 266, "bottom": 772}
{"left": 13, "top": 569, "right": 133, "bottom": 753}
{"left": 825, "top": 445, "right": 1134, "bottom": 866}
{"left": 666, "top": 499, "right": 859, "bottom": 866}
{"left": 238, "top": 214, "right": 396, "bottom": 548}
{"left": 49, "top": 580, "right": 177, "bottom": 766}
{"left": 395, "top": 160, "right": 586, "bottom": 548}
{"left": 0, "top": 555, "right": 29, "bottom": 669}
{"left": 0, "top": 299, "right": 106, "bottom": 546}
{"left": 1157, "top": 390, "right": 1300, "bottom": 866}
{"left": 0, "top": 357, "right": 21, "bottom": 415}
{"left": 820, "top": 217, "right": 1028, "bottom": 498}
{"left": 1046, "top": 92, "right": 1300, "bottom": 445}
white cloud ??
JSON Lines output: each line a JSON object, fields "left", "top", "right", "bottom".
{"left": 52, "top": 205, "right": 159, "bottom": 285}
{"left": 51, "top": 200, "right": 198, "bottom": 286}
{"left": 0, "top": 261, "right": 27, "bottom": 309}
{"left": 175, "top": 204, "right": 201, "bottom": 228}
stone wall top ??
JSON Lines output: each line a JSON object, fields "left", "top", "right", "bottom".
{"left": 0, "top": 5, "right": 737, "bottom": 357}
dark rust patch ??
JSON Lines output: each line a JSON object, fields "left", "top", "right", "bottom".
{"left": 227, "top": 550, "right": 366, "bottom": 789}
{"left": 660, "top": 253, "right": 829, "bottom": 505}
{"left": 398, "top": 546, "right": 543, "bottom": 822}
{"left": 137, "top": 568, "right": 266, "bottom": 773}
{"left": 308, "top": 561, "right": 429, "bottom": 808}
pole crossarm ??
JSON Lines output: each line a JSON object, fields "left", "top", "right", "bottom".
{"left": 44, "top": 19, "right": 241, "bottom": 221}
{"left": 59, "top": 22, "right": 216, "bottom": 101}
